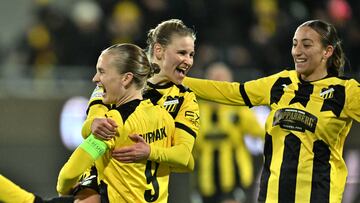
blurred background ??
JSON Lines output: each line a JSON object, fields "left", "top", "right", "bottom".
{"left": 0, "top": 0, "right": 359, "bottom": 203}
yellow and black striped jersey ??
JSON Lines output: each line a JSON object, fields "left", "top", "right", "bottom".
{"left": 96, "top": 99, "right": 175, "bottom": 203}
{"left": 195, "top": 101, "right": 264, "bottom": 197}
{"left": 184, "top": 70, "right": 360, "bottom": 203}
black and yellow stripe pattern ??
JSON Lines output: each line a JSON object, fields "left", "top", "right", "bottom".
{"left": 184, "top": 70, "right": 360, "bottom": 203}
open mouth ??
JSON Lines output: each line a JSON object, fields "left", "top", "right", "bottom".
{"left": 176, "top": 67, "right": 186, "bottom": 75}
{"left": 295, "top": 58, "right": 307, "bottom": 64}
{"left": 98, "top": 85, "right": 106, "bottom": 97}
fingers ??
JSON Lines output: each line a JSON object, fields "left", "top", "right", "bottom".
{"left": 93, "top": 129, "right": 113, "bottom": 140}
{"left": 112, "top": 146, "right": 139, "bottom": 162}
{"left": 107, "top": 118, "right": 118, "bottom": 128}
{"left": 112, "top": 154, "right": 136, "bottom": 163}
{"left": 112, "top": 146, "right": 132, "bottom": 154}
{"left": 92, "top": 118, "right": 117, "bottom": 139}
{"left": 112, "top": 143, "right": 150, "bottom": 162}
{"left": 128, "top": 134, "right": 145, "bottom": 143}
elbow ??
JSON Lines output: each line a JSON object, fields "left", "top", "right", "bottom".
{"left": 56, "top": 175, "right": 68, "bottom": 195}
{"left": 56, "top": 165, "right": 78, "bottom": 195}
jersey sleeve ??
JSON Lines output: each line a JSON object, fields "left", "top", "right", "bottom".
{"left": 344, "top": 79, "right": 360, "bottom": 122}
{"left": 149, "top": 128, "right": 195, "bottom": 172}
{"left": 148, "top": 91, "right": 199, "bottom": 172}
{"left": 183, "top": 77, "right": 246, "bottom": 105}
{"left": 56, "top": 147, "right": 96, "bottom": 195}
{"left": 183, "top": 72, "right": 285, "bottom": 107}
{"left": 81, "top": 86, "right": 110, "bottom": 139}
{"left": 0, "top": 175, "right": 36, "bottom": 203}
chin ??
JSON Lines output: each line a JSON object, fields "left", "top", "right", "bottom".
{"left": 295, "top": 66, "right": 306, "bottom": 74}
{"left": 176, "top": 77, "right": 185, "bottom": 85}
{"left": 173, "top": 80, "right": 182, "bottom": 85}
{"left": 102, "top": 98, "right": 111, "bottom": 104}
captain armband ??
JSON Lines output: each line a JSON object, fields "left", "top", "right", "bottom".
{"left": 79, "top": 134, "right": 108, "bottom": 160}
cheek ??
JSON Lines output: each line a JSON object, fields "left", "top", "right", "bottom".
{"left": 291, "top": 48, "right": 295, "bottom": 56}
{"left": 165, "top": 52, "right": 179, "bottom": 64}
{"left": 310, "top": 52, "right": 322, "bottom": 62}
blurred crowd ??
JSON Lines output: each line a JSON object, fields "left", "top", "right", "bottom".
{"left": 1, "top": 0, "right": 359, "bottom": 80}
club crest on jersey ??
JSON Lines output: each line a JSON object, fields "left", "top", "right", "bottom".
{"left": 320, "top": 87, "right": 334, "bottom": 99}
{"left": 163, "top": 96, "right": 179, "bottom": 112}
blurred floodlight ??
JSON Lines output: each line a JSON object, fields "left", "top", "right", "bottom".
{"left": 60, "top": 96, "right": 88, "bottom": 150}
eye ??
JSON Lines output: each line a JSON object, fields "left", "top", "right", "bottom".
{"left": 178, "top": 50, "right": 186, "bottom": 55}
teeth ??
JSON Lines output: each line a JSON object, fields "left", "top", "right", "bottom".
{"left": 176, "top": 68, "right": 186, "bottom": 74}
{"left": 296, "top": 59, "right": 306, "bottom": 62}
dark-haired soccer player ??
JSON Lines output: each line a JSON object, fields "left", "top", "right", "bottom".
{"left": 183, "top": 20, "right": 360, "bottom": 203}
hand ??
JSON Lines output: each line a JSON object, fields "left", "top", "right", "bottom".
{"left": 91, "top": 118, "right": 118, "bottom": 140}
{"left": 112, "top": 134, "right": 150, "bottom": 163}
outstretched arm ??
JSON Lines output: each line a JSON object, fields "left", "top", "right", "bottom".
{"left": 183, "top": 77, "right": 246, "bottom": 106}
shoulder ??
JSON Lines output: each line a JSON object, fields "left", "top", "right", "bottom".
{"left": 176, "top": 83, "right": 194, "bottom": 93}
{"left": 112, "top": 100, "right": 142, "bottom": 123}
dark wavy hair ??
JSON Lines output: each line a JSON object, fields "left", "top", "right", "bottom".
{"left": 299, "top": 20, "right": 346, "bottom": 76}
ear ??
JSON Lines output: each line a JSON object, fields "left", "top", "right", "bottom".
{"left": 154, "top": 43, "right": 164, "bottom": 60}
{"left": 122, "top": 72, "right": 134, "bottom": 88}
{"left": 323, "top": 45, "right": 334, "bottom": 60}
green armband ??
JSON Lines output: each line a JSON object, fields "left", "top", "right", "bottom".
{"left": 79, "top": 134, "right": 108, "bottom": 160}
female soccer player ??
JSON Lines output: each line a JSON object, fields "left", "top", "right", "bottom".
{"left": 83, "top": 19, "right": 199, "bottom": 171}
{"left": 183, "top": 20, "right": 360, "bottom": 203}
{"left": 57, "top": 43, "right": 176, "bottom": 202}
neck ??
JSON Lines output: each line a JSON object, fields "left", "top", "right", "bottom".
{"left": 148, "top": 74, "right": 169, "bottom": 85}
{"left": 116, "top": 90, "right": 142, "bottom": 107}
{"left": 300, "top": 72, "right": 328, "bottom": 82}
{"left": 300, "top": 65, "right": 328, "bottom": 81}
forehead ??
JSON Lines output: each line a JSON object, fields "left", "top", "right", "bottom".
{"left": 167, "top": 35, "right": 195, "bottom": 51}
{"left": 96, "top": 52, "right": 114, "bottom": 69}
{"left": 293, "top": 26, "right": 321, "bottom": 42}
{"left": 96, "top": 52, "right": 111, "bottom": 67}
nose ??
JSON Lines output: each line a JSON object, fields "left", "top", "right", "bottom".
{"left": 92, "top": 72, "right": 99, "bottom": 83}
{"left": 292, "top": 45, "right": 302, "bottom": 56}
{"left": 183, "top": 55, "right": 193, "bottom": 67}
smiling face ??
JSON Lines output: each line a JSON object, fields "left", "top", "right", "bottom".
{"left": 292, "top": 26, "right": 332, "bottom": 81}
{"left": 92, "top": 52, "right": 126, "bottom": 104}
{"left": 154, "top": 34, "right": 195, "bottom": 85}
